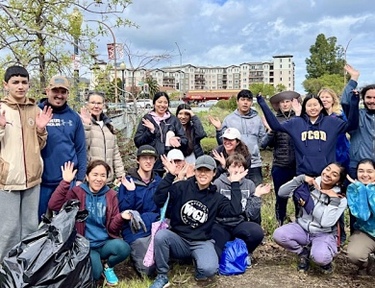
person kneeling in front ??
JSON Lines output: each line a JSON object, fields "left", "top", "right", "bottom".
{"left": 149, "top": 155, "right": 244, "bottom": 288}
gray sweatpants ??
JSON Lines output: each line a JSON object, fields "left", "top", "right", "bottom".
{"left": 0, "top": 185, "right": 40, "bottom": 261}
{"left": 153, "top": 229, "right": 218, "bottom": 278}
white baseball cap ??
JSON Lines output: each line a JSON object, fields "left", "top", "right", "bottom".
{"left": 221, "top": 128, "right": 241, "bottom": 140}
{"left": 167, "top": 149, "right": 185, "bottom": 161}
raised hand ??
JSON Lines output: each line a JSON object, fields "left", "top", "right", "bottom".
{"left": 61, "top": 161, "right": 77, "bottom": 183}
{"left": 346, "top": 174, "right": 355, "bottom": 184}
{"left": 320, "top": 189, "right": 339, "bottom": 198}
{"left": 208, "top": 115, "right": 222, "bottom": 130}
{"left": 212, "top": 150, "right": 225, "bottom": 168}
{"left": 228, "top": 169, "right": 248, "bottom": 182}
{"left": 142, "top": 118, "right": 155, "bottom": 133}
{"left": 292, "top": 99, "right": 302, "bottom": 116}
{"left": 36, "top": 106, "right": 53, "bottom": 131}
{"left": 182, "top": 109, "right": 195, "bottom": 117}
{"left": 344, "top": 64, "right": 360, "bottom": 81}
{"left": 254, "top": 183, "right": 271, "bottom": 197}
{"left": 0, "top": 105, "right": 6, "bottom": 128}
{"left": 121, "top": 175, "right": 136, "bottom": 191}
{"left": 177, "top": 163, "right": 195, "bottom": 181}
{"left": 169, "top": 136, "right": 181, "bottom": 147}
{"left": 160, "top": 154, "right": 177, "bottom": 175}
{"left": 304, "top": 175, "right": 319, "bottom": 190}
{"left": 80, "top": 107, "right": 92, "bottom": 125}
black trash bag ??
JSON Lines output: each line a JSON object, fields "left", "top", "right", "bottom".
{"left": 0, "top": 199, "right": 94, "bottom": 288}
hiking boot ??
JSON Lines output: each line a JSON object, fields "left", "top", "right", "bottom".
{"left": 102, "top": 266, "right": 119, "bottom": 286}
{"left": 320, "top": 262, "right": 334, "bottom": 274}
{"left": 149, "top": 274, "right": 170, "bottom": 288}
{"left": 297, "top": 247, "right": 310, "bottom": 272}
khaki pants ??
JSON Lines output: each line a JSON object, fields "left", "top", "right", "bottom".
{"left": 347, "top": 230, "right": 375, "bottom": 268}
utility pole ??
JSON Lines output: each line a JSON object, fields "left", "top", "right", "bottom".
{"left": 175, "top": 42, "right": 183, "bottom": 101}
{"left": 87, "top": 19, "right": 119, "bottom": 103}
{"left": 69, "top": 8, "right": 83, "bottom": 107}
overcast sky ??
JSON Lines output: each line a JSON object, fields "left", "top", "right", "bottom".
{"left": 97, "top": 0, "right": 375, "bottom": 93}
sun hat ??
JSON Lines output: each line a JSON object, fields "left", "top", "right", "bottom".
{"left": 269, "top": 91, "right": 300, "bottom": 111}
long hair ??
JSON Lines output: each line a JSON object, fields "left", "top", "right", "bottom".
{"left": 317, "top": 88, "right": 342, "bottom": 115}
{"left": 176, "top": 103, "right": 194, "bottom": 156}
{"left": 326, "top": 162, "right": 347, "bottom": 195}
{"left": 234, "top": 140, "right": 250, "bottom": 159}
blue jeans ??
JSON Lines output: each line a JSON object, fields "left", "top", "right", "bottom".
{"left": 154, "top": 229, "right": 218, "bottom": 278}
{"left": 271, "top": 165, "right": 297, "bottom": 224}
{"left": 90, "top": 239, "right": 131, "bottom": 280}
{"left": 38, "top": 184, "right": 58, "bottom": 220}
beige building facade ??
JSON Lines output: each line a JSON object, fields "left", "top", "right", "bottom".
{"left": 90, "top": 54, "right": 295, "bottom": 95}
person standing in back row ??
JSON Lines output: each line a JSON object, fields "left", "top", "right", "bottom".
{"left": 209, "top": 89, "right": 266, "bottom": 186}
{"left": 0, "top": 65, "right": 52, "bottom": 261}
{"left": 38, "top": 75, "right": 86, "bottom": 219}
{"left": 261, "top": 91, "right": 300, "bottom": 226}
{"left": 80, "top": 91, "right": 124, "bottom": 184}
{"left": 134, "top": 92, "right": 187, "bottom": 177}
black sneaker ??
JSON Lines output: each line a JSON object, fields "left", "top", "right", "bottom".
{"left": 320, "top": 262, "right": 333, "bottom": 274}
{"left": 297, "top": 247, "right": 310, "bottom": 272}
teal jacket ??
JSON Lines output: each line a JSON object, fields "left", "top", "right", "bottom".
{"left": 347, "top": 182, "right": 375, "bottom": 238}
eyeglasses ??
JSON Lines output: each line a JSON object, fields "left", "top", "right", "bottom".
{"left": 89, "top": 102, "right": 104, "bottom": 106}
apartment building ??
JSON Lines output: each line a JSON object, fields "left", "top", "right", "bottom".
{"left": 90, "top": 54, "right": 295, "bottom": 94}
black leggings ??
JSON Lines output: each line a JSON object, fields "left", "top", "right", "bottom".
{"left": 212, "top": 221, "right": 264, "bottom": 257}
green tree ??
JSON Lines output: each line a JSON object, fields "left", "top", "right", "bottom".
{"left": 303, "top": 74, "right": 344, "bottom": 95}
{"left": 249, "top": 83, "right": 276, "bottom": 98}
{"left": 0, "top": 1, "right": 133, "bottom": 93}
{"left": 305, "top": 34, "right": 345, "bottom": 79}
{"left": 275, "top": 83, "right": 287, "bottom": 93}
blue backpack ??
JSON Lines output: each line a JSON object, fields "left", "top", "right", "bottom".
{"left": 219, "top": 238, "right": 248, "bottom": 275}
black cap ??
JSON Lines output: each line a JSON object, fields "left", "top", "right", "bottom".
{"left": 137, "top": 145, "right": 158, "bottom": 157}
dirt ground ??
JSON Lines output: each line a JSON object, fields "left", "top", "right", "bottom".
{"left": 113, "top": 150, "right": 373, "bottom": 287}
{"left": 115, "top": 238, "right": 373, "bottom": 288}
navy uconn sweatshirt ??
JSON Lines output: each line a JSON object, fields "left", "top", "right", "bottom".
{"left": 257, "top": 95, "right": 359, "bottom": 176}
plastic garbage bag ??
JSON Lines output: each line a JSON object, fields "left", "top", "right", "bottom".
{"left": 219, "top": 238, "right": 248, "bottom": 276}
{"left": 0, "top": 199, "right": 94, "bottom": 288}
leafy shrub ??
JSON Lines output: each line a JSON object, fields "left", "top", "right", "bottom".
{"left": 201, "top": 137, "right": 218, "bottom": 154}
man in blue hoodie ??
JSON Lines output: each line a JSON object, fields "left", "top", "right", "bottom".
{"left": 210, "top": 89, "right": 266, "bottom": 186}
{"left": 117, "top": 145, "right": 161, "bottom": 276}
{"left": 38, "top": 75, "right": 86, "bottom": 219}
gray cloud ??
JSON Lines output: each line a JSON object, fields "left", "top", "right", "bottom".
{"left": 95, "top": 0, "right": 375, "bottom": 92}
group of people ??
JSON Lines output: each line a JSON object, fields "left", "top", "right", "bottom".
{"left": 1, "top": 62, "right": 375, "bottom": 287}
